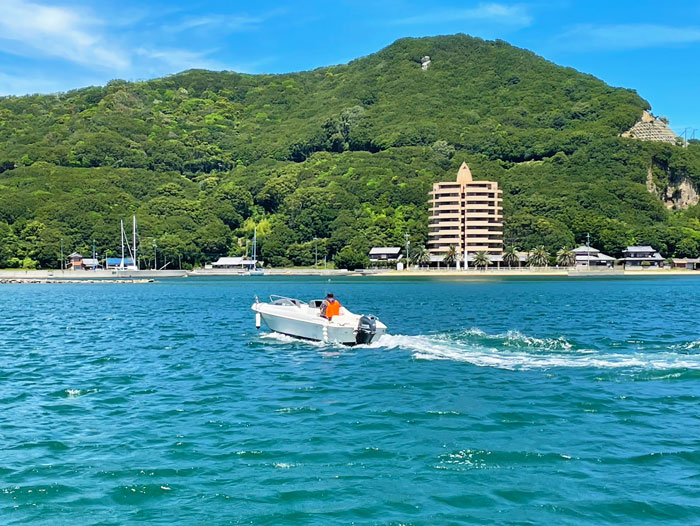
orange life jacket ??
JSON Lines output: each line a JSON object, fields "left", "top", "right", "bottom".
{"left": 324, "top": 300, "right": 341, "bottom": 319}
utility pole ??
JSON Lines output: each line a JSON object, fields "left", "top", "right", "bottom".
{"left": 314, "top": 237, "right": 318, "bottom": 267}
{"left": 153, "top": 239, "right": 157, "bottom": 270}
{"left": 92, "top": 239, "right": 96, "bottom": 272}
{"left": 404, "top": 232, "right": 410, "bottom": 270}
{"left": 60, "top": 238, "right": 64, "bottom": 270}
{"left": 586, "top": 232, "right": 590, "bottom": 270}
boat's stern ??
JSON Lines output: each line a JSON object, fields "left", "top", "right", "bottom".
{"left": 354, "top": 315, "right": 387, "bottom": 345}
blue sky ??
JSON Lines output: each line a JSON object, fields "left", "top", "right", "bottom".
{"left": 0, "top": 0, "right": 698, "bottom": 136}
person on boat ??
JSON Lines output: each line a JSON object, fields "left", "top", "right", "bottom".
{"left": 320, "top": 293, "right": 341, "bottom": 319}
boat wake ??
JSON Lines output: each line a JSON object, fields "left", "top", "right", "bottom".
{"left": 259, "top": 329, "right": 700, "bottom": 371}
{"left": 365, "top": 330, "right": 700, "bottom": 371}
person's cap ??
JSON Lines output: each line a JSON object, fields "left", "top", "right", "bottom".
{"left": 326, "top": 293, "right": 334, "bottom": 298}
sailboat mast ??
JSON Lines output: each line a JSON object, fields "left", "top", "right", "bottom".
{"left": 120, "top": 219, "right": 125, "bottom": 269}
{"left": 253, "top": 227, "right": 257, "bottom": 269}
{"left": 133, "top": 215, "right": 138, "bottom": 269}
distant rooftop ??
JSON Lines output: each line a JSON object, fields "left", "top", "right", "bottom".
{"left": 572, "top": 246, "right": 600, "bottom": 254}
{"left": 624, "top": 246, "right": 656, "bottom": 252}
{"left": 212, "top": 256, "right": 256, "bottom": 266}
{"left": 369, "top": 247, "right": 401, "bottom": 255}
{"left": 106, "top": 257, "right": 134, "bottom": 265}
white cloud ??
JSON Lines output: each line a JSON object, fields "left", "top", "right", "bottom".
{"left": 0, "top": 2, "right": 281, "bottom": 93}
{"left": 557, "top": 24, "right": 700, "bottom": 51}
{"left": 391, "top": 2, "right": 533, "bottom": 27}
{"left": 0, "top": 0, "right": 129, "bottom": 69}
{"left": 134, "top": 47, "right": 225, "bottom": 73}
{"left": 164, "top": 9, "right": 288, "bottom": 33}
{"left": 165, "top": 14, "right": 263, "bottom": 33}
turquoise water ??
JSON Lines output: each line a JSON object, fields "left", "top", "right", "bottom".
{"left": 2, "top": 276, "right": 700, "bottom": 525}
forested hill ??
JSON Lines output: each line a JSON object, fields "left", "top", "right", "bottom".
{"left": 1, "top": 33, "right": 700, "bottom": 269}
{"left": 0, "top": 34, "right": 649, "bottom": 168}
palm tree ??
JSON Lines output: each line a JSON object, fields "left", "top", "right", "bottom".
{"left": 443, "top": 245, "right": 457, "bottom": 268}
{"left": 472, "top": 250, "right": 490, "bottom": 270}
{"left": 556, "top": 247, "right": 576, "bottom": 268}
{"left": 528, "top": 246, "right": 550, "bottom": 268}
{"left": 503, "top": 246, "right": 519, "bottom": 269}
{"left": 411, "top": 246, "right": 431, "bottom": 268}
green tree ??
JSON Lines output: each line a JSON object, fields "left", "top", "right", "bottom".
{"left": 0, "top": 221, "right": 18, "bottom": 267}
{"left": 528, "top": 246, "right": 550, "bottom": 267}
{"left": 411, "top": 245, "right": 431, "bottom": 267}
{"left": 503, "top": 246, "right": 519, "bottom": 269}
{"left": 443, "top": 245, "right": 458, "bottom": 268}
{"left": 675, "top": 238, "right": 699, "bottom": 258}
{"left": 334, "top": 245, "right": 368, "bottom": 270}
{"left": 556, "top": 247, "right": 576, "bottom": 267}
{"left": 472, "top": 250, "right": 490, "bottom": 270}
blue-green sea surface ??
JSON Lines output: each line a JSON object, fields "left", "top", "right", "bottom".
{"left": 2, "top": 276, "right": 700, "bottom": 525}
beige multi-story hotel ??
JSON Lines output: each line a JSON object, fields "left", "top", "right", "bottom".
{"left": 427, "top": 162, "right": 503, "bottom": 264}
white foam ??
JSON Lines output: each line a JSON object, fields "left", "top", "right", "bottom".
{"left": 259, "top": 332, "right": 327, "bottom": 347}
{"left": 366, "top": 333, "right": 700, "bottom": 371}
{"left": 259, "top": 328, "right": 700, "bottom": 372}
{"left": 65, "top": 388, "right": 97, "bottom": 397}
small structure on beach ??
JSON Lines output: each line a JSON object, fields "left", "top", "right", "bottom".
{"left": 369, "top": 247, "right": 402, "bottom": 262}
{"left": 211, "top": 256, "right": 257, "bottom": 270}
{"left": 621, "top": 246, "right": 664, "bottom": 268}
{"left": 106, "top": 257, "right": 135, "bottom": 270}
{"left": 670, "top": 259, "right": 699, "bottom": 270}
{"left": 68, "top": 253, "right": 84, "bottom": 270}
{"left": 572, "top": 246, "right": 615, "bottom": 268}
{"left": 82, "top": 258, "right": 102, "bottom": 270}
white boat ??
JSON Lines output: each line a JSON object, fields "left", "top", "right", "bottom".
{"left": 252, "top": 295, "right": 387, "bottom": 345}
{"left": 117, "top": 216, "right": 139, "bottom": 271}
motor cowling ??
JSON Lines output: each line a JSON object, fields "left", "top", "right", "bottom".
{"left": 355, "top": 315, "right": 377, "bottom": 344}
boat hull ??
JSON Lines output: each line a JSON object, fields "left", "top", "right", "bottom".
{"left": 252, "top": 302, "right": 385, "bottom": 345}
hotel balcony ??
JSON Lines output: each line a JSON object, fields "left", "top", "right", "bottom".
{"left": 430, "top": 212, "right": 461, "bottom": 219}
{"left": 429, "top": 237, "right": 461, "bottom": 245}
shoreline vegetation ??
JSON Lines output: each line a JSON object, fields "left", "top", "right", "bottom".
{"left": 2, "top": 268, "right": 700, "bottom": 282}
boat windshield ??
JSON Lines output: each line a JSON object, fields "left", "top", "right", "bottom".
{"left": 270, "top": 295, "right": 305, "bottom": 307}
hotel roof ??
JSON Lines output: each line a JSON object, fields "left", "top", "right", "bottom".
{"left": 456, "top": 162, "right": 473, "bottom": 184}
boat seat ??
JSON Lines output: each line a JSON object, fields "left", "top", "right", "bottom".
{"left": 309, "top": 300, "right": 324, "bottom": 308}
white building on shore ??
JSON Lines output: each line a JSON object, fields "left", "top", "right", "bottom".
{"left": 572, "top": 246, "right": 615, "bottom": 268}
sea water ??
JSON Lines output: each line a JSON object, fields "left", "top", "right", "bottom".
{"left": 1, "top": 276, "right": 699, "bottom": 525}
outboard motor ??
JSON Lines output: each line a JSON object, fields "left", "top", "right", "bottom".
{"left": 355, "top": 315, "right": 377, "bottom": 344}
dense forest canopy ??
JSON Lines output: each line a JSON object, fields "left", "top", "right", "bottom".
{"left": 1, "top": 33, "right": 700, "bottom": 269}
